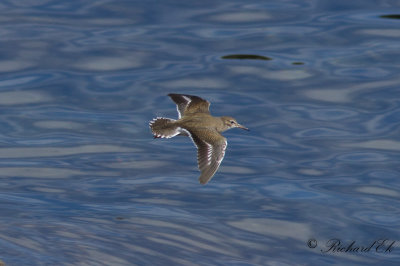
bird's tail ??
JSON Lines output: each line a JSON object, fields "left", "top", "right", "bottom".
{"left": 149, "top": 117, "right": 181, "bottom": 138}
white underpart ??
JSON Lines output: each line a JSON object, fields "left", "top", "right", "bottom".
{"left": 177, "top": 96, "right": 192, "bottom": 119}
{"left": 149, "top": 117, "right": 180, "bottom": 138}
{"left": 183, "top": 129, "right": 202, "bottom": 155}
{"left": 176, "top": 105, "right": 181, "bottom": 119}
{"left": 217, "top": 140, "right": 227, "bottom": 164}
{"left": 206, "top": 142, "right": 213, "bottom": 165}
{"left": 182, "top": 128, "right": 227, "bottom": 168}
{"left": 182, "top": 95, "right": 191, "bottom": 103}
{"left": 182, "top": 128, "right": 194, "bottom": 143}
{"left": 153, "top": 127, "right": 182, "bottom": 138}
{"left": 183, "top": 129, "right": 212, "bottom": 165}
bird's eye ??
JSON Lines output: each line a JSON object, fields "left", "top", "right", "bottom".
{"left": 230, "top": 120, "right": 235, "bottom": 124}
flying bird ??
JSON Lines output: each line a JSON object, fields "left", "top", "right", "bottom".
{"left": 149, "top": 93, "right": 248, "bottom": 184}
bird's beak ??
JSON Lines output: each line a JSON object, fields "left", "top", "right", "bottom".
{"left": 237, "top": 123, "right": 249, "bottom": 131}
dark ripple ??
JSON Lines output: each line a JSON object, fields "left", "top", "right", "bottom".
{"left": 380, "top": 14, "right": 400, "bottom": 20}
{"left": 221, "top": 54, "right": 272, "bottom": 60}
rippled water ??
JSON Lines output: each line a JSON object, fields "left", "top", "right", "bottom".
{"left": 1, "top": 0, "right": 400, "bottom": 265}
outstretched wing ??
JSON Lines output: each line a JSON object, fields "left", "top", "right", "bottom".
{"left": 168, "top": 93, "right": 210, "bottom": 118}
{"left": 186, "top": 129, "right": 227, "bottom": 185}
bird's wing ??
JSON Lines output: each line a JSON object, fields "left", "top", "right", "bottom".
{"left": 168, "top": 94, "right": 210, "bottom": 118}
{"left": 186, "top": 129, "right": 227, "bottom": 185}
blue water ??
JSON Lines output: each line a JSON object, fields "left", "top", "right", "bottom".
{"left": 0, "top": 0, "right": 400, "bottom": 265}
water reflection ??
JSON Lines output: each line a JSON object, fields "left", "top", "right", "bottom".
{"left": 229, "top": 66, "right": 312, "bottom": 80}
{"left": 356, "top": 186, "right": 400, "bottom": 198}
{"left": 303, "top": 79, "right": 400, "bottom": 103}
{"left": 0, "top": 167, "right": 109, "bottom": 178}
{"left": 34, "top": 120, "right": 84, "bottom": 130}
{"left": 162, "top": 78, "right": 228, "bottom": 89}
{"left": 228, "top": 218, "right": 311, "bottom": 240}
{"left": 0, "top": 90, "right": 50, "bottom": 105}
{"left": 0, "top": 145, "right": 135, "bottom": 158}
{"left": 207, "top": 11, "right": 272, "bottom": 23}
{"left": 72, "top": 54, "right": 147, "bottom": 72}
{"left": 342, "top": 140, "right": 400, "bottom": 151}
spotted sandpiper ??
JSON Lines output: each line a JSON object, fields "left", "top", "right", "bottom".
{"left": 149, "top": 93, "right": 249, "bottom": 184}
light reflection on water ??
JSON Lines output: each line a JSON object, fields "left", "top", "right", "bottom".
{"left": 0, "top": 0, "right": 400, "bottom": 265}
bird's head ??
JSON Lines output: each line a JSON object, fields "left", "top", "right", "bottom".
{"left": 221, "top": 116, "right": 249, "bottom": 131}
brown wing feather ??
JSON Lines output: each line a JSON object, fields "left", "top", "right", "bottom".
{"left": 187, "top": 129, "right": 227, "bottom": 184}
{"left": 168, "top": 94, "right": 210, "bottom": 117}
